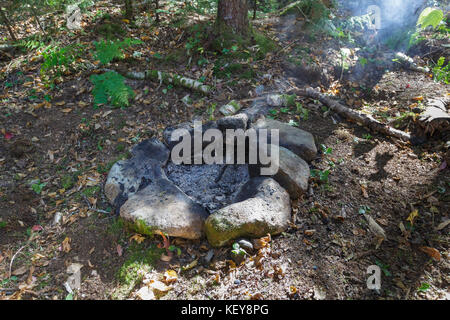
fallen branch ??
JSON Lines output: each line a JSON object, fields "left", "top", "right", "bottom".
{"left": 123, "top": 70, "right": 211, "bottom": 94}
{"left": 395, "top": 52, "right": 430, "bottom": 74}
{"left": 291, "top": 87, "right": 411, "bottom": 141}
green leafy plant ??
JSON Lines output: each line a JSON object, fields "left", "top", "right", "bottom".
{"left": 94, "top": 38, "right": 142, "bottom": 65}
{"left": 296, "top": 102, "right": 309, "bottom": 120}
{"left": 231, "top": 243, "right": 247, "bottom": 256}
{"left": 320, "top": 144, "right": 332, "bottom": 155}
{"left": 310, "top": 169, "right": 330, "bottom": 183}
{"left": 375, "top": 259, "right": 392, "bottom": 277}
{"left": 90, "top": 71, "right": 135, "bottom": 108}
{"left": 417, "top": 282, "right": 431, "bottom": 292}
{"left": 431, "top": 57, "right": 449, "bottom": 84}
{"left": 31, "top": 180, "right": 46, "bottom": 194}
{"left": 40, "top": 43, "right": 83, "bottom": 83}
{"left": 417, "top": 7, "right": 444, "bottom": 30}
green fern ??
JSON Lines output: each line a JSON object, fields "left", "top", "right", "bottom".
{"left": 90, "top": 71, "right": 135, "bottom": 108}
{"left": 94, "top": 38, "right": 142, "bottom": 65}
{"left": 40, "top": 43, "right": 83, "bottom": 83}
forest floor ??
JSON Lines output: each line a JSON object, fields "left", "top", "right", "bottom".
{"left": 0, "top": 3, "right": 449, "bottom": 300}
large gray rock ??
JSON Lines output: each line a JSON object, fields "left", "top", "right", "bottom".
{"left": 250, "top": 146, "right": 310, "bottom": 199}
{"left": 120, "top": 177, "right": 209, "bottom": 239}
{"left": 252, "top": 118, "right": 317, "bottom": 162}
{"left": 104, "top": 138, "right": 169, "bottom": 209}
{"left": 204, "top": 177, "right": 291, "bottom": 247}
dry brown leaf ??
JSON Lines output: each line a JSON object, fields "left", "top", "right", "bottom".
{"left": 419, "top": 246, "right": 441, "bottom": 261}
{"left": 62, "top": 237, "right": 71, "bottom": 253}
{"left": 130, "top": 234, "right": 145, "bottom": 244}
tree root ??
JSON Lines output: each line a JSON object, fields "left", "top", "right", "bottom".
{"left": 123, "top": 70, "right": 211, "bottom": 94}
{"left": 291, "top": 87, "right": 412, "bottom": 141}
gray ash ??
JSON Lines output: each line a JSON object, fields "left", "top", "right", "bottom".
{"left": 165, "top": 162, "right": 250, "bottom": 214}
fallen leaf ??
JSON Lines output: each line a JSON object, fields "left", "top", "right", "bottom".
{"left": 150, "top": 280, "right": 172, "bottom": 298}
{"left": 419, "top": 246, "right": 441, "bottom": 261}
{"left": 160, "top": 254, "right": 172, "bottom": 262}
{"left": 117, "top": 244, "right": 123, "bottom": 257}
{"left": 181, "top": 259, "right": 198, "bottom": 271}
{"left": 62, "top": 237, "right": 71, "bottom": 253}
{"left": 163, "top": 270, "right": 178, "bottom": 284}
{"left": 130, "top": 234, "right": 145, "bottom": 244}
{"left": 31, "top": 225, "right": 43, "bottom": 232}
{"left": 12, "top": 266, "right": 28, "bottom": 276}
{"left": 136, "top": 286, "right": 155, "bottom": 300}
{"left": 406, "top": 209, "right": 419, "bottom": 225}
{"left": 435, "top": 220, "right": 450, "bottom": 231}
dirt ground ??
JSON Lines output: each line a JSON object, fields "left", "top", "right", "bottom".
{"left": 0, "top": 4, "right": 449, "bottom": 300}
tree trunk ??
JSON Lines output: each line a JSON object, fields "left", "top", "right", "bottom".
{"left": 124, "top": 0, "right": 133, "bottom": 20}
{"left": 217, "top": 0, "right": 249, "bottom": 35}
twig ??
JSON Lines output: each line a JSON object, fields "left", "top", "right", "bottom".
{"left": 81, "top": 194, "right": 110, "bottom": 214}
{"left": 290, "top": 86, "right": 411, "bottom": 141}
{"left": 9, "top": 244, "right": 28, "bottom": 279}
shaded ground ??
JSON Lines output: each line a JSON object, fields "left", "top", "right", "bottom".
{"left": 0, "top": 3, "right": 449, "bottom": 300}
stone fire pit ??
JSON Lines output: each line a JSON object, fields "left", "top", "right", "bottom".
{"left": 104, "top": 97, "right": 317, "bottom": 247}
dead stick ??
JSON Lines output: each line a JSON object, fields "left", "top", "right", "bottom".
{"left": 291, "top": 87, "right": 411, "bottom": 141}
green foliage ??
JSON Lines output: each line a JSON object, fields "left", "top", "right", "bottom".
{"left": 296, "top": 102, "right": 309, "bottom": 120}
{"left": 280, "top": 0, "right": 331, "bottom": 26}
{"left": 94, "top": 38, "right": 142, "bottom": 65}
{"left": 113, "top": 242, "right": 162, "bottom": 299}
{"left": 417, "top": 283, "right": 431, "bottom": 292}
{"left": 310, "top": 169, "right": 330, "bottom": 183}
{"left": 417, "top": 7, "right": 444, "bottom": 30}
{"left": 31, "top": 180, "right": 46, "bottom": 194}
{"left": 231, "top": 242, "right": 247, "bottom": 256}
{"left": 40, "top": 43, "right": 83, "bottom": 83}
{"left": 431, "top": 57, "right": 449, "bottom": 84}
{"left": 90, "top": 71, "right": 135, "bottom": 108}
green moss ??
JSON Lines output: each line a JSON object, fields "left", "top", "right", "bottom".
{"left": 107, "top": 217, "right": 125, "bottom": 235}
{"left": 126, "top": 219, "right": 158, "bottom": 236}
{"left": 252, "top": 31, "right": 277, "bottom": 60}
{"left": 112, "top": 242, "right": 162, "bottom": 299}
{"left": 82, "top": 185, "right": 101, "bottom": 197}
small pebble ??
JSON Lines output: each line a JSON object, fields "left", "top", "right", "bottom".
{"left": 234, "top": 279, "right": 241, "bottom": 285}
